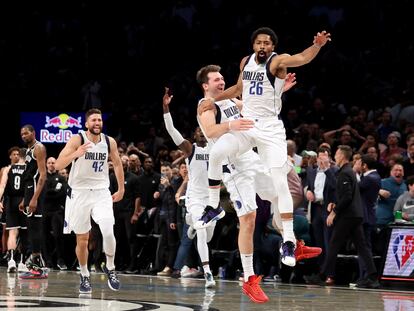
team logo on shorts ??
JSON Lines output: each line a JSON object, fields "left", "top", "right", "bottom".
{"left": 235, "top": 200, "right": 242, "bottom": 209}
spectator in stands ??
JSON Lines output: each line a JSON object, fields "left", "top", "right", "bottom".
{"left": 393, "top": 175, "right": 414, "bottom": 221}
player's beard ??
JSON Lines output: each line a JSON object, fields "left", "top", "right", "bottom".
{"left": 257, "top": 51, "right": 267, "bottom": 64}
{"left": 89, "top": 126, "right": 102, "bottom": 136}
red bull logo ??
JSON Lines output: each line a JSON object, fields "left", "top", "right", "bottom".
{"left": 45, "top": 113, "right": 82, "bottom": 129}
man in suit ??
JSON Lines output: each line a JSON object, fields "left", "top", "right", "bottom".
{"left": 322, "top": 145, "right": 379, "bottom": 288}
{"left": 356, "top": 154, "right": 381, "bottom": 278}
{"left": 305, "top": 146, "right": 337, "bottom": 267}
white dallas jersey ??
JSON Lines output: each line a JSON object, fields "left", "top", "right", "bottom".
{"left": 68, "top": 131, "right": 110, "bottom": 190}
{"left": 241, "top": 52, "right": 285, "bottom": 118}
{"left": 197, "top": 99, "right": 255, "bottom": 166}
{"left": 185, "top": 143, "right": 209, "bottom": 201}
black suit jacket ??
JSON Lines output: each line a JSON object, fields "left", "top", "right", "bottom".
{"left": 334, "top": 163, "right": 363, "bottom": 219}
{"left": 306, "top": 165, "right": 338, "bottom": 216}
{"left": 359, "top": 170, "right": 381, "bottom": 225}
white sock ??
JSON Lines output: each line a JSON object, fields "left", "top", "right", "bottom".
{"left": 106, "top": 254, "right": 115, "bottom": 271}
{"left": 203, "top": 264, "right": 211, "bottom": 274}
{"left": 282, "top": 219, "right": 296, "bottom": 244}
{"left": 241, "top": 253, "right": 254, "bottom": 282}
{"left": 80, "top": 264, "right": 89, "bottom": 277}
{"left": 208, "top": 186, "right": 220, "bottom": 208}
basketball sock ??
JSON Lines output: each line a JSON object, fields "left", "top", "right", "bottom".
{"left": 282, "top": 219, "right": 296, "bottom": 243}
{"left": 106, "top": 254, "right": 115, "bottom": 271}
{"left": 80, "top": 264, "right": 89, "bottom": 277}
{"left": 203, "top": 264, "right": 211, "bottom": 274}
{"left": 208, "top": 179, "right": 221, "bottom": 208}
{"left": 240, "top": 253, "right": 254, "bottom": 282}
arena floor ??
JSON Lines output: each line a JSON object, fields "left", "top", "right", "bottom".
{"left": 1, "top": 267, "right": 413, "bottom": 310}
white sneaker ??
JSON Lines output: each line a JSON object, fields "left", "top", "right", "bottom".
{"left": 7, "top": 259, "right": 17, "bottom": 273}
{"left": 180, "top": 265, "right": 190, "bottom": 276}
{"left": 181, "top": 267, "right": 202, "bottom": 278}
{"left": 18, "top": 261, "right": 29, "bottom": 273}
{"left": 204, "top": 272, "right": 216, "bottom": 288}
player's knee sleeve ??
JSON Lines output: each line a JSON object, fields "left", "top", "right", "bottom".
{"left": 270, "top": 166, "right": 293, "bottom": 214}
{"left": 208, "top": 133, "right": 239, "bottom": 180}
{"left": 196, "top": 228, "right": 209, "bottom": 262}
{"left": 99, "top": 219, "right": 116, "bottom": 256}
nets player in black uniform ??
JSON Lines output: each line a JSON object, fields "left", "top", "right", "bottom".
{"left": 0, "top": 147, "right": 21, "bottom": 263}
{"left": 0, "top": 148, "right": 28, "bottom": 273}
{"left": 19, "top": 124, "right": 48, "bottom": 278}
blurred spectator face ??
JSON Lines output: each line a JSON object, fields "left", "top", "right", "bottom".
{"left": 118, "top": 147, "right": 125, "bottom": 157}
{"left": 366, "top": 134, "right": 377, "bottom": 148}
{"left": 143, "top": 157, "right": 154, "bottom": 172}
{"left": 408, "top": 144, "right": 414, "bottom": 159}
{"left": 128, "top": 154, "right": 141, "bottom": 169}
{"left": 352, "top": 153, "right": 362, "bottom": 166}
{"left": 390, "top": 164, "right": 404, "bottom": 183}
{"left": 287, "top": 140, "right": 297, "bottom": 156}
{"left": 340, "top": 131, "right": 352, "bottom": 144}
{"left": 407, "top": 137, "right": 414, "bottom": 149}
{"left": 160, "top": 165, "right": 173, "bottom": 180}
{"left": 137, "top": 141, "right": 146, "bottom": 152}
{"left": 119, "top": 141, "right": 128, "bottom": 151}
{"left": 367, "top": 147, "right": 378, "bottom": 161}
{"left": 179, "top": 163, "right": 188, "bottom": 178}
{"left": 387, "top": 133, "right": 399, "bottom": 146}
{"left": 46, "top": 157, "right": 57, "bottom": 173}
{"left": 308, "top": 123, "right": 320, "bottom": 138}
{"left": 58, "top": 169, "right": 68, "bottom": 179}
{"left": 381, "top": 111, "right": 392, "bottom": 125}
{"left": 364, "top": 121, "right": 377, "bottom": 134}
{"left": 171, "top": 167, "right": 179, "bottom": 178}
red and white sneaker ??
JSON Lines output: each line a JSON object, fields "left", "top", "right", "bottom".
{"left": 295, "top": 240, "right": 322, "bottom": 262}
{"left": 242, "top": 275, "right": 269, "bottom": 303}
{"left": 19, "top": 269, "right": 48, "bottom": 279}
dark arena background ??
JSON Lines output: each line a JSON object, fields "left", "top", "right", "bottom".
{"left": 1, "top": 1, "right": 414, "bottom": 310}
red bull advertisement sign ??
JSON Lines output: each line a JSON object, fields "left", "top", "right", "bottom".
{"left": 21, "top": 112, "right": 84, "bottom": 143}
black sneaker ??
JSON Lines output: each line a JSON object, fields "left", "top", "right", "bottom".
{"left": 79, "top": 275, "right": 92, "bottom": 294}
{"left": 125, "top": 265, "right": 138, "bottom": 274}
{"left": 101, "top": 263, "right": 120, "bottom": 291}
{"left": 171, "top": 269, "right": 181, "bottom": 279}
{"left": 356, "top": 277, "right": 380, "bottom": 289}
{"left": 303, "top": 273, "right": 325, "bottom": 285}
{"left": 57, "top": 259, "right": 68, "bottom": 271}
{"left": 194, "top": 206, "right": 225, "bottom": 229}
{"left": 26, "top": 254, "right": 45, "bottom": 271}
